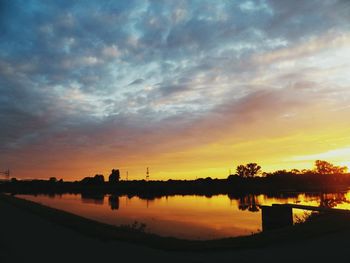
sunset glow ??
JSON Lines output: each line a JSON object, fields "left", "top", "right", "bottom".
{"left": 1, "top": 1, "right": 350, "bottom": 180}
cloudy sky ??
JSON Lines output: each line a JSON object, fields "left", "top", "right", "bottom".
{"left": 1, "top": 0, "right": 350, "bottom": 180}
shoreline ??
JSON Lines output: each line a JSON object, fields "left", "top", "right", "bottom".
{"left": 2, "top": 194, "right": 350, "bottom": 251}
{"left": 1, "top": 178, "right": 350, "bottom": 199}
{"left": 3, "top": 194, "right": 350, "bottom": 262}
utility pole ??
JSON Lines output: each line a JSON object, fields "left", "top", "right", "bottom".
{"left": 126, "top": 171, "right": 128, "bottom": 181}
{"left": 146, "top": 167, "right": 149, "bottom": 181}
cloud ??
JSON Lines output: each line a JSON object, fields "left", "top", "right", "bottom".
{"left": 252, "top": 32, "right": 350, "bottom": 65}
{"left": 128, "top": 78, "right": 144, "bottom": 86}
{"left": 290, "top": 147, "right": 350, "bottom": 162}
{"left": 1, "top": 0, "right": 350, "bottom": 178}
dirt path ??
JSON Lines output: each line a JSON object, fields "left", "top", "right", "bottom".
{"left": 0, "top": 198, "right": 349, "bottom": 263}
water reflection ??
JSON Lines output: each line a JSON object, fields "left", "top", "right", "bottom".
{"left": 260, "top": 192, "right": 350, "bottom": 231}
{"left": 319, "top": 192, "right": 349, "bottom": 208}
{"left": 108, "top": 195, "right": 119, "bottom": 210}
{"left": 81, "top": 193, "right": 104, "bottom": 205}
{"left": 237, "top": 194, "right": 260, "bottom": 212}
{"left": 16, "top": 191, "right": 350, "bottom": 240}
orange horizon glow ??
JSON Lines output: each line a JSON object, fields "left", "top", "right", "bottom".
{"left": 7, "top": 103, "right": 350, "bottom": 181}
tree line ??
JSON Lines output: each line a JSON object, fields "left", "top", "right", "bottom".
{"left": 228, "top": 160, "right": 348, "bottom": 179}
{"left": 64, "top": 160, "right": 350, "bottom": 184}
{"left": 80, "top": 169, "right": 120, "bottom": 184}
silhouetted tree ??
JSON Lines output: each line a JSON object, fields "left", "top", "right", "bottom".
{"left": 301, "top": 169, "right": 317, "bottom": 175}
{"left": 81, "top": 174, "right": 105, "bottom": 184}
{"left": 314, "top": 160, "right": 347, "bottom": 175}
{"left": 49, "top": 177, "right": 57, "bottom": 183}
{"left": 94, "top": 174, "right": 105, "bottom": 183}
{"left": 246, "top": 163, "right": 261, "bottom": 177}
{"left": 227, "top": 174, "right": 239, "bottom": 181}
{"left": 236, "top": 163, "right": 261, "bottom": 178}
{"left": 291, "top": 169, "right": 300, "bottom": 175}
{"left": 267, "top": 169, "right": 296, "bottom": 177}
{"left": 236, "top": 165, "right": 248, "bottom": 177}
{"left": 109, "top": 169, "right": 120, "bottom": 183}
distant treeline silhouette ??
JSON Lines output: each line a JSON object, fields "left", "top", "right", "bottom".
{"left": 1, "top": 160, "right": 349, "bottom": 196}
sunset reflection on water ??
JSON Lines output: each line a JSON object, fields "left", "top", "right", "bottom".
{"left": 17, "top": 191, "right": 350, "bottom": 240}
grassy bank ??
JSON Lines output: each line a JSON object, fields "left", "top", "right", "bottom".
{"left": 1, "top": 194, "right": 350, "bottom": 251}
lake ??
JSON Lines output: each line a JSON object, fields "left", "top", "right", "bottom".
{"left": 17, "top": 191, "right": 350, "bottom": 240}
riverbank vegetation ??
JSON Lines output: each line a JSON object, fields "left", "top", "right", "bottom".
{"left": 1, "top": 160, "right": 349, "bottom": 197}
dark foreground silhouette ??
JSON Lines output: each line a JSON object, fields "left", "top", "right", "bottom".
{"left": 1, "top": 160, "right": 349, "bottom": 197}
{"left": 2, "top": 160, "right": 350, "bottom": 262}
{"left": 2, "top": 173, "right": 350, "bottom": 197}
{"left": 1, "top": 194, "right": 349, "bottom": 249}
{"left": 2, "top": 193, "right": 350, "bottom": 263}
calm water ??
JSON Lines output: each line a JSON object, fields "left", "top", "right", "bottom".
{"left": 17, "top": 191, "right": 350, "bottom": 240}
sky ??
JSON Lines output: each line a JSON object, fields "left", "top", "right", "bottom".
{"left": 1, "top": 0, "right": 350, "bottom": 181}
